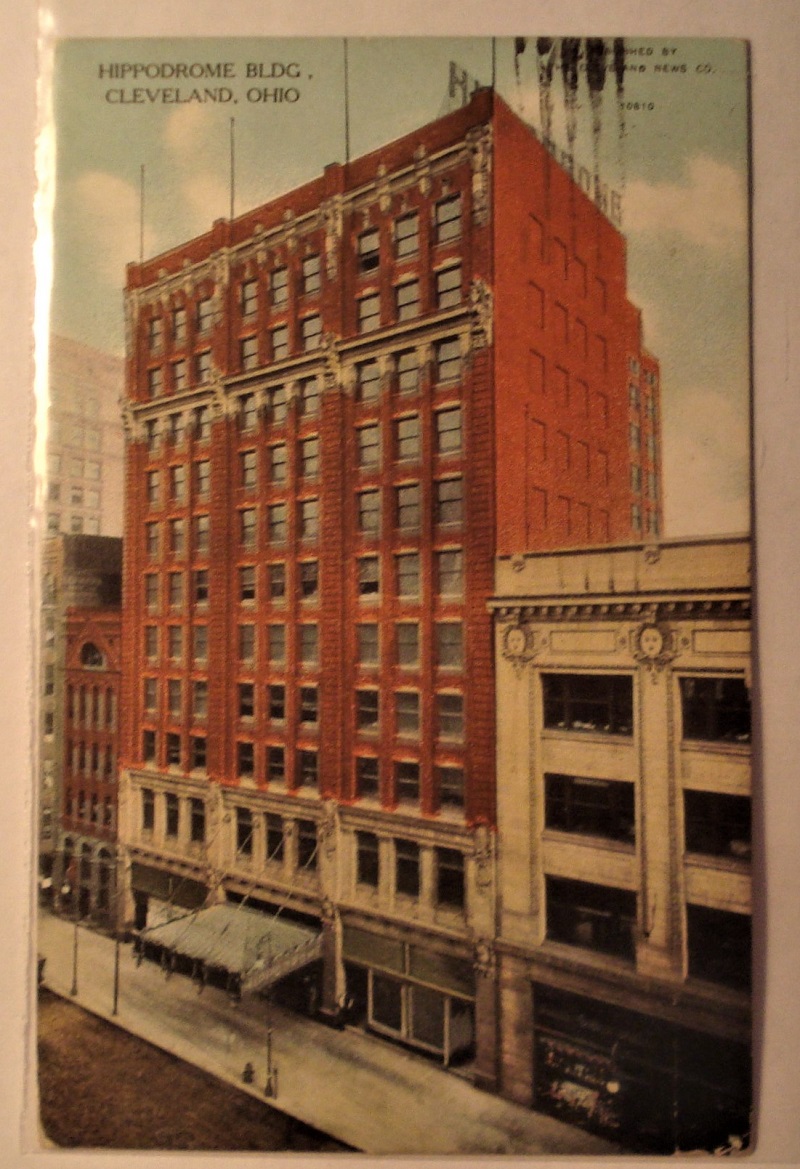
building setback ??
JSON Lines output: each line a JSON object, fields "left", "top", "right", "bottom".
{"left": 117, "top": 89, "right": 661, "bottom": 1083}
{"left": 491, "top": 537, "right": 751, "bottom": 1152}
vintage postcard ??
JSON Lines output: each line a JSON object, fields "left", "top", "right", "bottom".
{"left": 33, "top": 31, "right": 756, "bottom": 1156}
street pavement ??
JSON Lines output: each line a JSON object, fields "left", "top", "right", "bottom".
{"left": 37, "top": 910, "right": 620, "bottom": 1156}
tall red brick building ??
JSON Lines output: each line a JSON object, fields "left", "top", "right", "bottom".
{"left": 118, "top": 89, "right": 661, "bottom": 1078}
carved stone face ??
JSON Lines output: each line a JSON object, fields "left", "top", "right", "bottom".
{"left": 505, "top": 627, "right": 527, "bottom": 656}
{"left": 639, "top": 625, "right": 664, "bottom": 658}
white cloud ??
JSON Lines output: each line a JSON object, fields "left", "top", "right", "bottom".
{"left": 624, "top": 156, "right": 747, "bottom": 251}
{"left": 68, "top": 171, "right": 159, "bottom": 285}
{"left": 662, "top": 384, "right": 751, "bottom": 537}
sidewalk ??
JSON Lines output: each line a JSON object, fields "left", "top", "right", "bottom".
{"left": 37, "top": 910, "right": 619, "bottom": 1156}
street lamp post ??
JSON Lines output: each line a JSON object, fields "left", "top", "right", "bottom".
{"left": 70, "top": 914, "right": 79, "bottom": 996}
{"left": 264, "top": 935, "right": 278, "bottom": 1098}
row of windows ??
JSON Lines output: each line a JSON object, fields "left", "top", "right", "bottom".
{"left": 145, "top": 198, "right": 464, "bottom": 356}
{"left": 47, "top": 483, "right": 101, "bottom": 509}
{"left": 543, "top": 773, "right": 751, "bottom": 860}
{"left": 545, "top": 875, "right": 750, "bottom": 991}
{"left": 46, "top": 512, "right": 102, "bottom": 536}
{"left": 628, "top": 382, "right": 658, "bottom": 419}
{"left": 354, "top": 832, "right": 466, "bottom": 909}
{"left": 542, "top": 673, "right": 751, "bottom": 744}
{"left": 64, "top": 789, "right": 115, "bottom": 829}
{"left": 66, "top": 741, "right": 116, "bottom": 781}
{"left": 66, "top": 685, "right": 117, "bottom": 729}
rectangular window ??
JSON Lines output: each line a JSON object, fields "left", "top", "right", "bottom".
{"left": 396, "top": 691, "right": 420, "bottom": 735}
{"left": 543, "top": 673, "right": 633, "bottom": 736}
{"left": 299, "top": 624, "right": 318, "bottom": 664}
{"left": 172, "top": 306, "right": 187, "bottom": 342}
{"left": 269, "top": 563, "right": 286, "bottom": 600}
{"left": 629, "top": 383, "right": 640, "bottom": 409}
{"left": 395, "top": 280, "right": 420, "bottom": 322}
{"left": 241, "top": 279, "right": 258, "bottom": 318}
{"left": 396, "top": 552, "right": 420, "bottom": 597}
{"left": 396, "top": 349, "right": 419, "bottom": 395}
{"left": 395, "top": 415, "right": 420, "bottom": 461}
{"left": 546, "top": 875, "right": 637, "bottom": 962}
{"left": 168, "top": 678, "right": 182, "bottom": 718}
{"left": 235, "top": 622, "right": 256, "bottom": 668}
{"left": 396, "top": 622, "right": 419, "bottom": 667}
{"left": 142, "top": 788, "right": 155, "bottom": 830}
{"left": 358, "top": 294, "right": 380, "bottom": 334}
{"left": 170, "top": 464, "right": 186, "bottom": 503}
{"left": 545, "top": 774, "right": 636, "bottom": 843}
{"left": 631, "top": 503, "right": 642, "bottom": 532}
{"left": 358, "top": 490, "right": 380, "bottom": 534}
{"left": 195, "top": 351, "right": 212, "bottom": 384}
{"left": 240, "top": 449, "right": 258, "bottom": 490}
{"left": 435, "top": 337, "right": 460, "bottom": 383}
{"left": 143, "top": 677, "right": 157, "bottom": 712}
{"left": 297, "top": 497, "right": 318, "bottom": 542}
{"left": 195, "top": 460, "right": 210, "bottom": 498}
{"left": 190, "top": 798, "right": 205, "bottom": 842}
{"left": 268, "top": 624, "right": 285, "bottom": 663}
{"left": 356, "top": 359, "right": 380, "bottom": 402}
{"left": 629, "top": 421, "right": 641, "bottom": 451}
{"left": 267, "top": 745, "right": 285, "bottom": 784}
{"left": 191, "top": 736, "right": 206, "bottom": 771}
{"left": 436, "top": 265, "right": 462, "bottom": 310}
{"left": 194, "top": 515, "right": 209, "bottom": 556}
{"left": 301, "top": 254, "right": 321, "bottom": 295}
{"left": 266, "top": 813, "right": 284, "bottom": 862}
{"left": 435, "top": 195, "right": 461, "bottom": 243}
{"left": 146, "top": 522, "right": 159, "bottom": 560}
{"left": 396, "top": 484, "right": 420, "bottom": 530}
{"left": 356, "top": 831, "right": 380, "bottom": 887}
{"left": 300, "top": 376, "right": 320, "bottom": 416}
{"left": 240, "top": 508, "right": 257, "bottom": 549}
{"left": 436, "top": 407, "right": 462, "bottom": 454}
{"left": 301, "top": 314, "right": 322, "bottom": 351}
{"left": 395, "top": 760, "right": 419, "bottom": 802}
{"left": 297, "top": 820, "right": 318, "bottom": 870}
{"left": 357, "top": 689, "right": 379, "bottom": 731}
{"left": 684, "top": 790, "right": 751, "bottom": 860}
{"left": 299, "top": 436, "right": 320, "bottom": 478}
{"left": 299, "top": 686, "right": 318, "bottom": 725}
{"left": 395, "top": 213, "right": 418, "bottom": 258}
{"left": 196, "top": 298, "right": 213, "bottom": 335}
{"left": 357, "top": 556, "right": 379, "bottom": 597}
{"left": 435, "top": 478, "right": 463, "bottom": 526}
{"left": 357, "top": 424, "right": 380, "bottom": 468}
{"left": 192, "top": 680, "right": 208, "bottom": 720}
{"left": 299, "top": 560, "right": 318, "bottom": 598}
{"left": 147, "top": 367, "right": 163, "bottom": 398}
{"left": 297, "top": 750, "right": 318, "bottom": 788}
{"left": 147, "top": 470, "right": 160, "bottom": 507}
{"left": 193, "top": 624, "right": 207, "bottom": 663}
{"left": 148, "top": 317, "right": 163, "bottom": 352}
{"left": 269, "top": 443, "right": 288, "bottom": 482}
{"left": 164, "top": 793, "right": 180, "bottom": 837}
{"left": 268, "top": 503, "right": 288, "bottom": 544}
{"left": 438, "top": 766, "right": 464, "bottom": 809}
{"left": 436, "top": 549, "right": 463, "bottom": 595}
{"left": 237, "top": 741, "right": 254, "bottom": 778}
{"left": 172, "top": 360, "right": 188, "bottom": 392}
{"left": 236, "top": 806, "right": 253, "bottom": 855}
{"left": 435, "top": 623, "right": 463, "bottom": 669}
{"left": 680, "top": 676, "right": 751, "bottom": 744}
{"left": 167, "top": 625, "right": 183, "bottom": 660}
{"left": 271, "top": 267, "right": 288, "bottom": 306}
{"left": 168, "top": 572, "right": 183, "bottom": 609}
{"left": 395, "top": 840, "right": 420, "bottom": 897}
{"left": 191, "top": 565, "right": 208, "bottom": 603}
{"left": 142, "top": 732, "right": 156, "bottom": 764}
{"left": 271, "top": 325, "right": 289, "bottom": 361}
{"left": 267, "top": 683, "right": 286, "bottom": 722}
{"left": 356, "top": 756, "right": 379, "bottom": 798}
{"left": 436, "top": 848, "right": 465, "bottom": 909}
{"left": 686, "top": 905, "right": 751, "bottom": 991}
{"left": 631, "top": 464, "right": 642, "bottom": 493}
{"left": 358, "top": 228, "right": 380, "bottom": 273}
{"left": 240, "top": 393, "right": 258, "bottom": 432}
{"left": 239, "top": 682, "right": 255, "bottom": 720}
{"left": 358, "top": 623, "right": 379, "bottom": 665}
{"left": 166, "top": 733, "right": 181, "bottom": 768}
{"left": 436, "top": 693, "right": 463, "bottom": 739}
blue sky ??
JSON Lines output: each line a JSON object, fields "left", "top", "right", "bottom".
{"left": 49, "top": 36, "right": 750, "bottom": 537}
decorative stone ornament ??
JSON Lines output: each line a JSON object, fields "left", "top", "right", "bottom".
{"left": 502, "top": 623, "right": 536, "bottom": 675}
{"left": 631, "top": 621, "right": 678, "bottom": 674}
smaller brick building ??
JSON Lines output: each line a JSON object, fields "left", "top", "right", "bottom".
{"left": 56, "top": 607, "right": 122, "bottom": 924}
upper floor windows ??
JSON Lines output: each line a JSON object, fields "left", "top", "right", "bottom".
{"left": 358, "top": 294, "right": 380, "bottom": 335}
{"left": 436, "top": 265, "right": 462, "bottom": 310}
{"left": 196, "top": 298, "right": 213, "bottom": 335}
{"left": 271, "top": 267, "right": 288, "bottom": 306}
{"left": 435, "top": 194, "right": 461, "bottom": 245}
{"left": 241, "top": 279, "right": 258, "bottom": 318}
{"left": 301, "top": 254, "right": 321, "bottom": 296}
{"left": 395, "top": 280, "right": 420, "bottom": 322}
{"left": 173, "top": 307, "right": 187, "bottom": 343}
{"left": 357, "top": 229, "right": 380, "bottom": 273}
{"left": 395, "top": 213, "right": 419, "bottom": 259}
{"left": 545, "top": 773, "right": 635, "bottom": 844}
{"left": 680, "top": 676, "right": 751, "bottom": 745}
{"left": 543, "top": 673, "right": 633, "bottom": 736}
